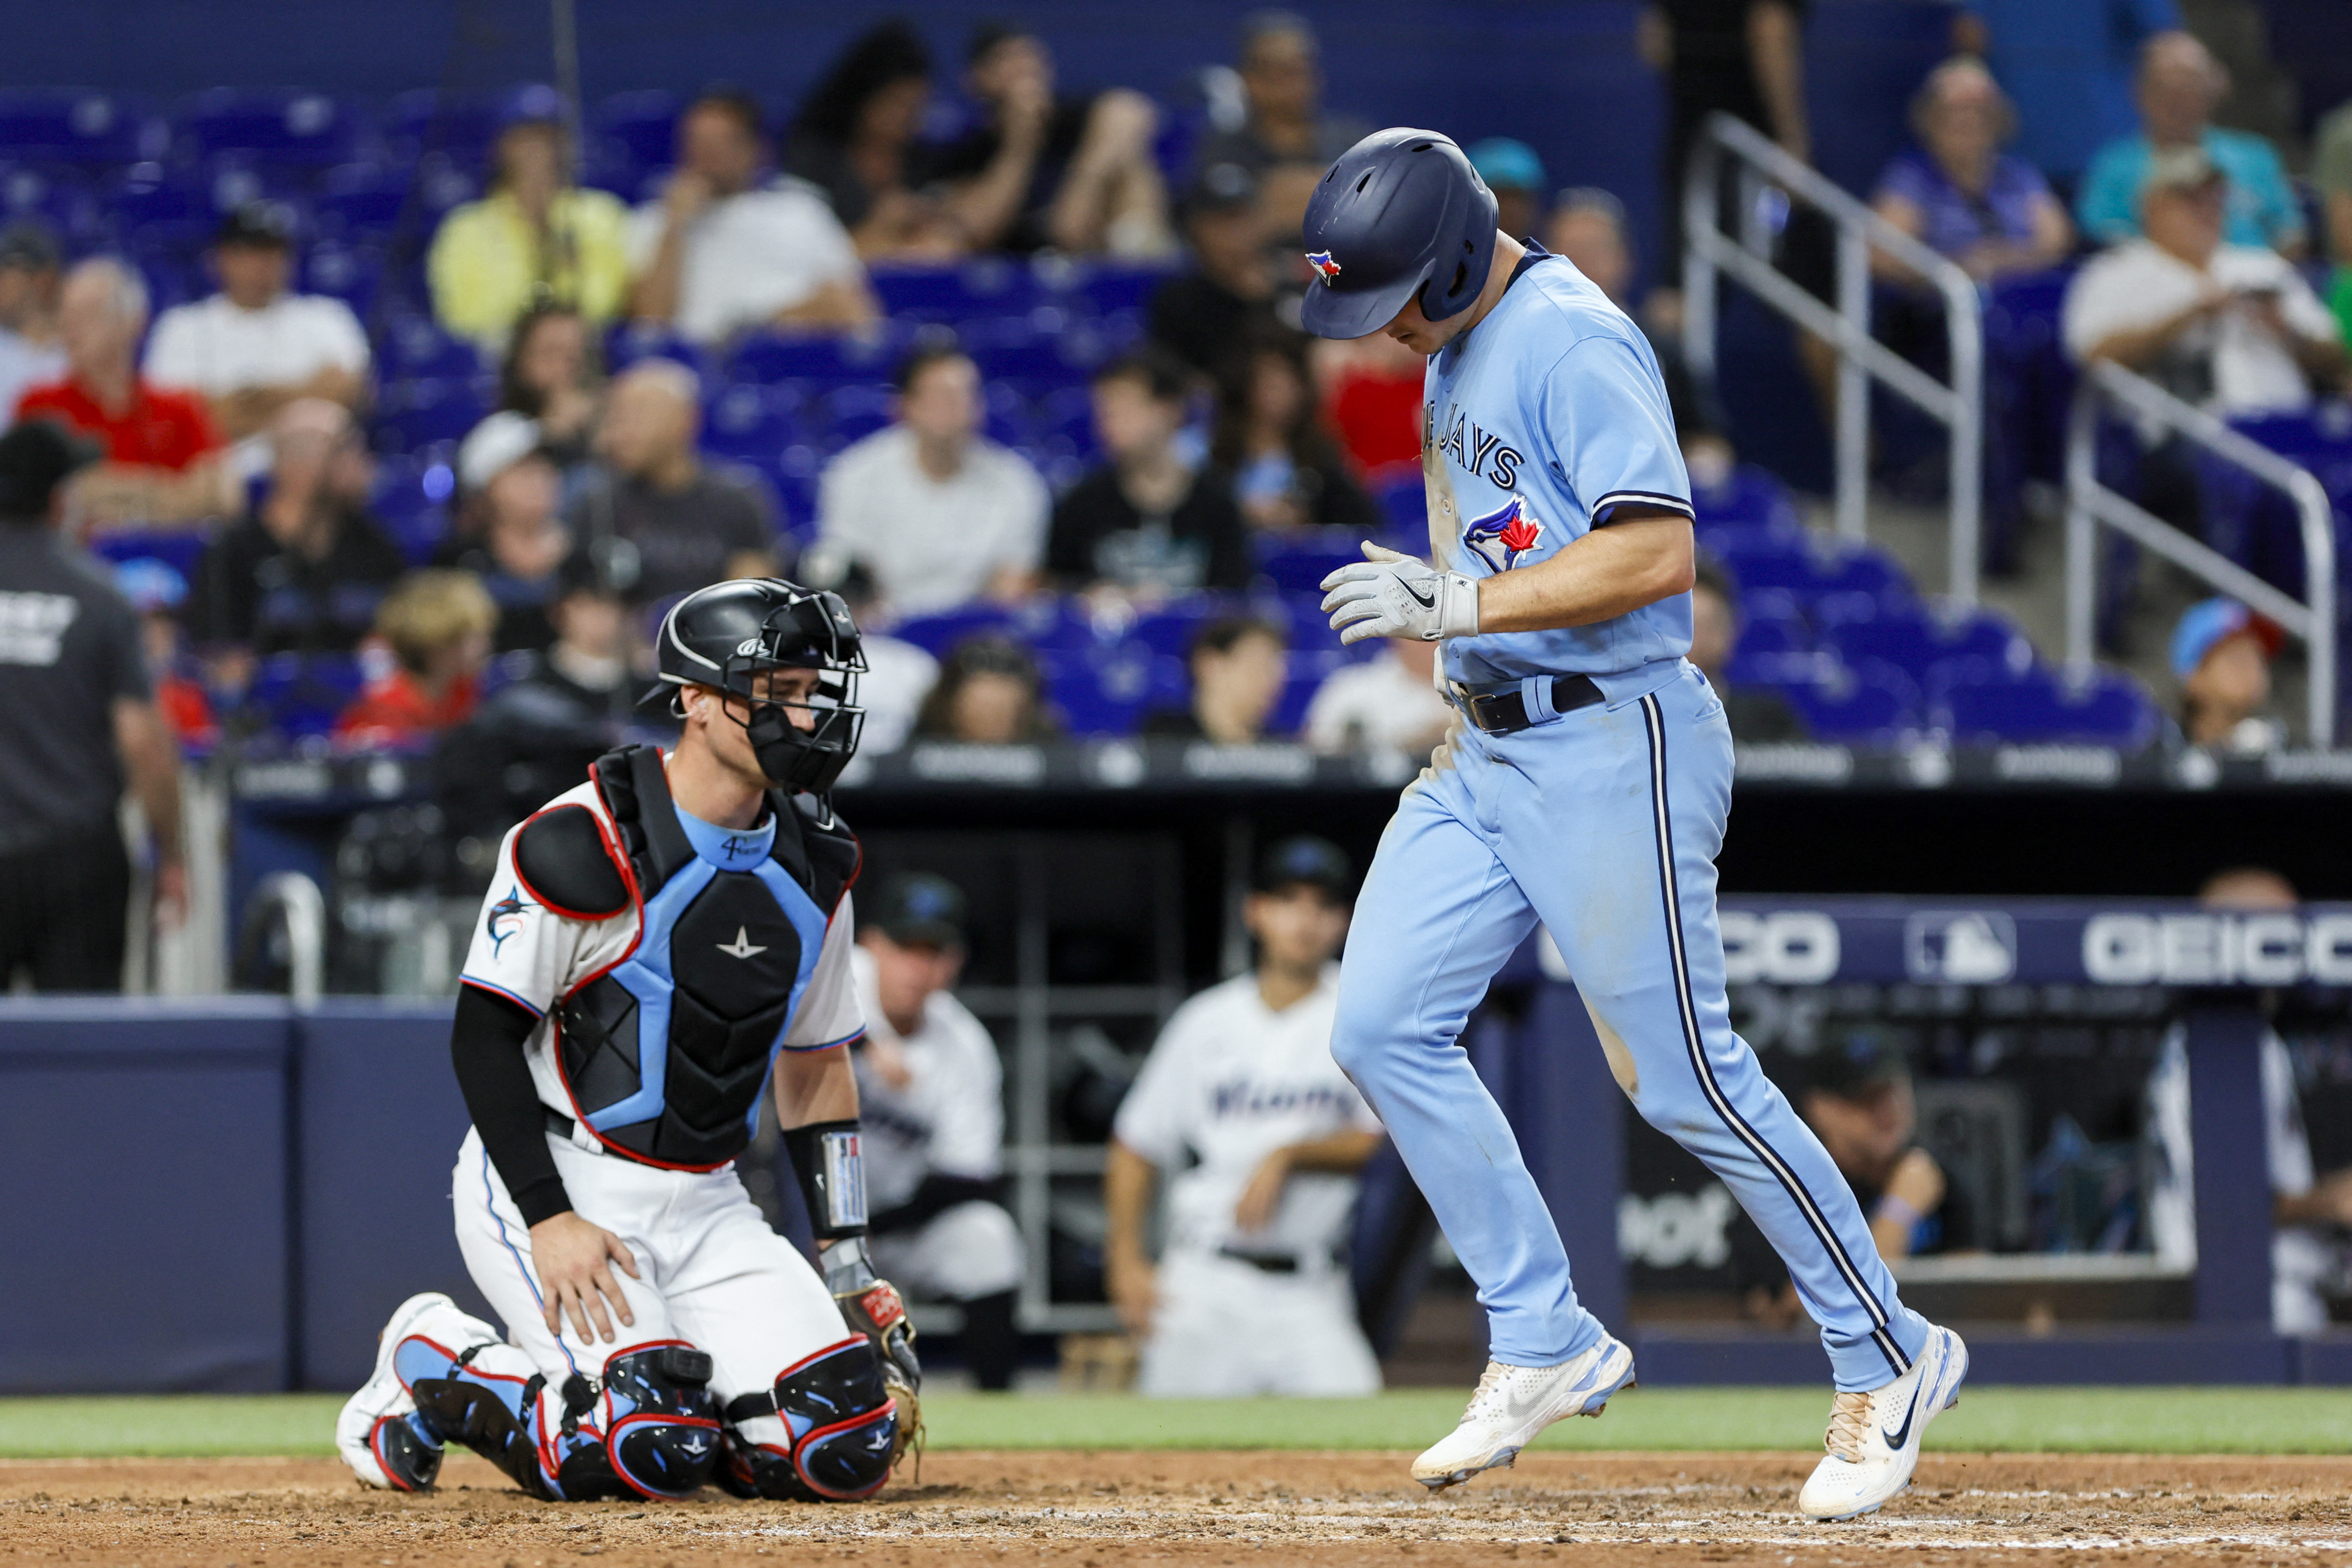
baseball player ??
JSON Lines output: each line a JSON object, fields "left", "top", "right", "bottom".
{"left": 1104, "top": 836, "right": 1385, "bottom": 1397}
{"left": 336, "top": 578, "right": 920, "bottom": 1504}
{"left": 851, "top": 871, "right": 1027, "bottom": 1390}
{"left": 1301, "top": 130, "right": 1965, "bottom": 1520}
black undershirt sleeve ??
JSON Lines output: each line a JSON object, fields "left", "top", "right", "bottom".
{"left": 450, "top": 984, "right": 573, "bottom": 1228}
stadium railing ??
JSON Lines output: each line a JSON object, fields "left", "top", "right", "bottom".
{"left": 2063, "top": 358, "right": 2338, "bottom": 748}
{"left": 1681, "top": 111, "right": 1984, "bottom": 607}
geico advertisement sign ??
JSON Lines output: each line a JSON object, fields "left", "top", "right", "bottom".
{"left": 2082, "top": 912, "right": 2352, "bottom": 985}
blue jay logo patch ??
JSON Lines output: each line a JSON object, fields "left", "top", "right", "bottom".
{"left": 486, "top": 885, "right": 532, "bottom": 957}
{"left": 1306, "top": 250, "right": 1342, "bottom": 282}
{"left": 1462, "top": 496, "right": 1545, "bottom": 571}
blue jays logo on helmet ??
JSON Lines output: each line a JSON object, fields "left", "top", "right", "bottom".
{"left": 1305, "top": 250, "right": 1342, "bottom": 282}
{"left": 1462, "top": 497, "right": 1545, "bottom": 572}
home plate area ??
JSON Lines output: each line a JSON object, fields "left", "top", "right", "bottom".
{"left": 4, "top": 1453, "right": 2349, "bottom": 1566}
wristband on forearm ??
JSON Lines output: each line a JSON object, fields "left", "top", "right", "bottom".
{"left": 784, "top": 1118, "right": 868, "bottom": 1240}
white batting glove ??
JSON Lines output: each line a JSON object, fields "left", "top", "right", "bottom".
{"left": 1319, "top": 541, "right": 1481, "bottom": 645}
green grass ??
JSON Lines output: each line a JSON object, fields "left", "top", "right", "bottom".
{"left": 2, "top": 1387, "right": 2347, "bottom": 1459}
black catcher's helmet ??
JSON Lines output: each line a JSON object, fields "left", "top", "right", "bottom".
{"left": 652, "top": 578, "right": 866, "bottom": 794}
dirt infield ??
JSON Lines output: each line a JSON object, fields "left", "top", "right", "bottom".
{"left": 3, "top": 1451, "right": 2347, "bottom": 1566}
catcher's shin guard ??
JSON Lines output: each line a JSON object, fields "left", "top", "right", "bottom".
{"left": 399, "top": 1337, "right": 622, "bottom": 1502}
{"left": 719, "top": 1336, "right": 898, "bottom": 1502}
{"left": 596, "top": 1343, "right": 723, "bottom": 1501}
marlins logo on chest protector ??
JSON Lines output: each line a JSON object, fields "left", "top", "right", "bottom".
{"left": 510, "top": 744, "right": 859, "bottom": 1171}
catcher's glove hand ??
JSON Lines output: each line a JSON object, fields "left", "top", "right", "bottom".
{"left": 827, "top": 1242, "right": 922, "bottom": 1469}
{"left": 1320, "top": 540, "right": 1481, "bottom": 644}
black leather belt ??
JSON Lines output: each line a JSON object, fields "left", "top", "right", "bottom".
{"left": 1218, "top": 1246, "right": 1303, "bottom": 1274}
{"left": 1453, "top": 674, "right": 1604, "bottom": 735}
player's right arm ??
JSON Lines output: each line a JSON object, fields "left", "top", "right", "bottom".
{"left": 454, "top": 823, "right": 642, "bottom": 1345}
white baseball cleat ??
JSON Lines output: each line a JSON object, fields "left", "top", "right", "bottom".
{"left": 1797, "top": 1323, "right": 1969, "bottom": 1522}
{"left": 1411, "top": 1334, "right": 1637, "bottom": 1491}
{"left": 335, "top": 1291, "right": 486, "bottom": 1492}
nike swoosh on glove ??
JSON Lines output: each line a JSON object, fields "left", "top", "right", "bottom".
{"left": 1319, "top": 541, "right": 1481, "bottom": 645}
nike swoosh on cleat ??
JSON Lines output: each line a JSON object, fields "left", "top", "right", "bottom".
{"left": 1880, "top": 1380, "right": 1924, "bottom": 1449}
{"left": 1400, "top": 580, "right": 1435, "bottom": 608}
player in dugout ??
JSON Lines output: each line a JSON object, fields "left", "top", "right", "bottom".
{"left": 336, "top": 578, "right": 920, "bottom": 1504}
{"left": 1104, "top": 835, "right": 1387, "bottom": 1397}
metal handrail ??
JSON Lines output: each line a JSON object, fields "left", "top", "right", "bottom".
{"left": 1681, "top": 112, "right": 1984, "bottom": 605}
{"left": 248, "top": 870, "right": 326, "bottom": 1007}
{"left": 2064, "top": 360, "right": 2336, "bottom": 747}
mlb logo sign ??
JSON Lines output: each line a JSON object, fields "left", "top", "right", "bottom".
{"left": 1904, "top": 911, "right": 2017, "bottom": 983}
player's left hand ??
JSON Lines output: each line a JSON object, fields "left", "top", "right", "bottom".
{"left": 1320, "top": 541, "right": 1480, "bottom": 644}
{"left": 1232, "top": 1147, "right": 1294, "bottom": 1232}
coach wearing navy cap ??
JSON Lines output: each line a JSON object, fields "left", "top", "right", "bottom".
{"left": 0, "top": 420, "right": 187, "bottom": 989}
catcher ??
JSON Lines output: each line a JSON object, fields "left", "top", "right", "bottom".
{"left": 337, "top": 578, "right": 919, "bottom": 1503}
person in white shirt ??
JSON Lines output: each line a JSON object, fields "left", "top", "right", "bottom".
{"left": 2063, "top": 146, "right": 2344, "bottom": 418}
{"left": 143, "top": 203, "right": 371, "bottom": 444}
{"left": 813, "top": 345, "right": 1048, "bottom": 618}
{"left": 626, "top": 92, "right": 880, "bottom": 346}
{"left": 1105, "top": 836, "right": 1386, "bottom": 1397}
{"left": 1303, "top": 637, "right": 1453, "bottom": 764}
{"left": 851, "top": 873, "right": 1026, "bottom": 1389}
{"left": 0, "top": 223, "right": 66, "bottom": 434}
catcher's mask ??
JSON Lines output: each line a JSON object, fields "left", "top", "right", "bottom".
{"left": 650, "top": 578, "right": 867, "bottom": 794}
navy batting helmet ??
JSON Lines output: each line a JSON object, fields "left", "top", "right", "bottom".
{"left": 1298, "top": 128, "right": 1499, "bottom": 340}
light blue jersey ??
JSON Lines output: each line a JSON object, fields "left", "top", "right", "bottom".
{"left": 1420, "top": 243, "right": 1694, "bottom": 692}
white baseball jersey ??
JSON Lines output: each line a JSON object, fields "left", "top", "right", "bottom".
{"left": 847, "top": 944, "right": 1006, "bottom": 1211}
{"left": 1113, "top": 966, "right": 1381, "bottom": 1261}
{"left": 459, "top": 771, "right": 866, "bottom": 1134}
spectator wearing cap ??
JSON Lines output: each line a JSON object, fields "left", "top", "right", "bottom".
{"left": 0, "top": 222, "right": 66, "bottom": 433}
{"left": 1106, "top": 834, "right": 1384, "bottom": 1397}
{"left": 1303, "top": 636, "right": 1452, "bottom": 765}
{"left": 116, "top": 556, "right": 217, "bottom": 748}
{"left": 1148, "top": 160, "right": 1283, "bottom": 379}
{"left": 1869, "top": 58, "right": 2072, "bottom": 286}
{"left": 143, "top": 203, "right": 370, "bottom": 445}
{"left": 811, "top": 343, "right": 1048, "bottom": 619}
{"left": 2076, "top": 32, "right": 2304, "bottom": 256}
{"left": 2064, "top": 147, "right": 2344, "bottom": 427}
{"left": 1209, "top": 324, "right": 1380, "bottom": 536}
{"left": 631, "top": 89, "right": 880, "bottom": 343}
{"left": 436, "top": 554, "right": 638, "bottom": 846}
{"left": 563, "top": 359, "right": 781, "bottom": 610}
{"left": 1048, "top": 351, "right": 1250, "bottom": 599}
{"left": 494, "top": 304, "right": 603, "bottom": 482}
{"left": 1688, "top": 554, "right": 1808, "bottom": 745}
{"left": 0, "top": 420, "right": 186, "bottom": 990}
{"left": 1140, "top": 614, "right": 1288, "bottom": 744}
{"left": 16, "top": 258, "right": 233, "bottom": 528}
{"left": 1543, "top": 187, "right": 1733, "bottom": 487}
{"left": 189, "top": 399, "right": 406, "bottom": 684}
{"left": 334, "top": 568, "right": 498, "bottom": 745}
{"left": 2170, "top": 596, "right": 2284, "bottom": 754}
{"left": 1733, "top": 1030, "right": 1968, "bottom": 1329}
{"left": 911, "top": 635, "right": 1058, "bottom": 744}
{"left": 1466, "top": 138, "right": 1546, "bottom": 242}
{"left": 428, "top": 85, "right": 634, "bottom": 353}
{"left": 920, "top": 23, "right": 1175, "bottom": 258}
{"left": 851, "top": 872, "right": 1026, "bottom": 1390}
{"left": 440, "top": 411, "right": 572, "bottom": 653}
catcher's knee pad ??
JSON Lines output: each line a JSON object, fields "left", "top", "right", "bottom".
{"left": 401, "top": 1338, "right": 619, "bottom": 1502}
{"left": 721, "top": 1336, "right": 898, "bottom": 1502}
{"left": 595, "top": 1343, "right": 722, "bottom": 1501}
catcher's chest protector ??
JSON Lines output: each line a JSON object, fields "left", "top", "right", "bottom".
{"left": 538, "top": 744, "right": 858, "bottom": 1170}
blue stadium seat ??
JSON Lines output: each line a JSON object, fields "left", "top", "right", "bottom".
{"left": 591, "top": 90, "right": 681, "bottom": 185}
{"left": 1691, "top": 462, "right": 1803, "bottom": 534}
{"left": 1039, "top": 641, "right": 1171, "bottom": 735}
{"left": 1257, "top": 537, "right": 1362, "bottom": 596}
{"left": 891, "top": 606, "right": 1016, "bottom": 659}
{"left": 90, "top": 531, "right": 206, "bottom": 583}
{"left": 0, "top": 165, "right": 102, "bottom": 246}
{"left": 1778, "top": 669, "right": 1918, "bottom": 743}
{"left": 1374, "top": 472, "right": 1425, "bottom": 536}
{"left": 113, "top": 167, "right": 217, "bottom": 254}
{"left": 0, "top": 90, "right": 157, "bottom": 166}
{"left": 728, "top": 328, "right": 904, "bottom": 385}
{"left": 702, "top": 382, "right": 806, "bottom": 469}
{"left": 370, "top": 453, "right": 456, "bottom": 564}
{"left": 246, "top": 651, "right": 366, "bottom": 739}
{"left": 961, "top": 314, "right": 1106, "bottom": 383}
{"left": 378, "top": 315, "right": 484, "bottom": 381}
{"left": 818, "top": 383, "right": 894, "bottom": 447}
{"left": 300, "top": 241, "right": 383, "bottom": 316}
{"left": 1938, "top": 668, "right": 2160, "bottom": 748}
{"left": 602, "top": 319, "right": 710, "bottom": 381}
{"left": 372, "top": 378, "right": 487, "bottom": 454}
{"left": 315, "top": 162, "right": 460, "bottom": 243}
{"left": 385, "top": 90, "right": 502, "bottom": 164}
{"left": 869, "top": 258, "right": 1042, "bottom": 320}
{"left": 179, "top": 89, "right": 366, "bottom": 169}
{"left": 1059, "top": 262, "right": 1178, "bottom": 318}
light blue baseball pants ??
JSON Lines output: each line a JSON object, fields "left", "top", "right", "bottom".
{"left": 1331, "top": 660, "right": 1929, "bottom": 1391}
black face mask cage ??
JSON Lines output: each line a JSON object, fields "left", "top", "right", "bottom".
{"left": 710, "top": 595, "right": 868, "bottom": 794}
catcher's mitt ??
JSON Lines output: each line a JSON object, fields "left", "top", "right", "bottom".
{"left": 830, "top": 1256, "right": 923, "bottom": 1470}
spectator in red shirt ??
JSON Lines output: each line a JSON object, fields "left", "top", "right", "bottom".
{"left": 334, "top": 569, "right": 497, "bottom": 746}
{"left": 15, "top": 258, "right": 232, "bottom": 530}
